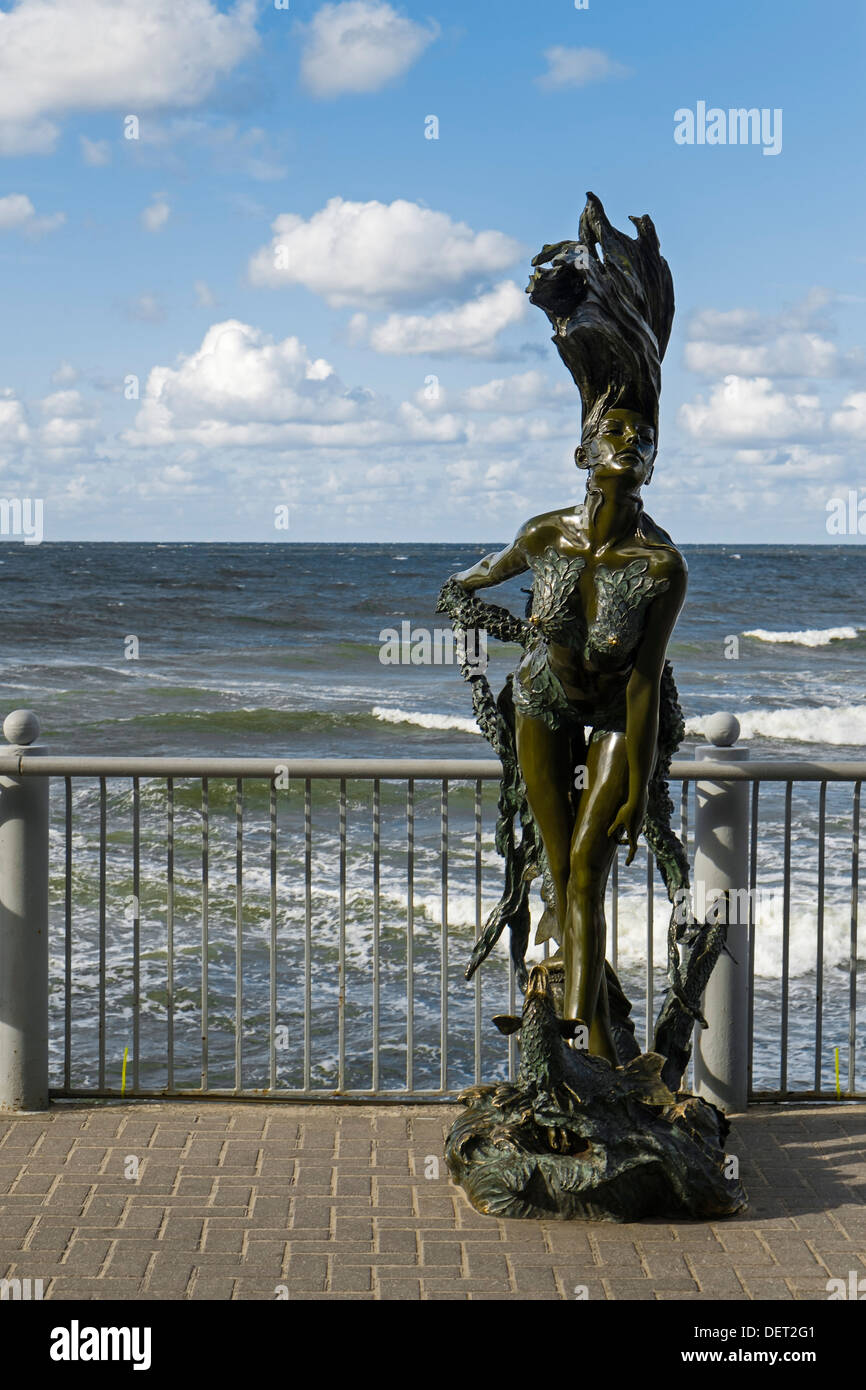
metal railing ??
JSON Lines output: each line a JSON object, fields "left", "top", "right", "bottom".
{"left": 0, "top": 710, "right": 863, "bottom": 1109}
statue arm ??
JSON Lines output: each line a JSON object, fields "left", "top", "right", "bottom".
{"left": 451, "top": 533, "right": 530, "bottom": 592}
{"left": 608, "top": 567, "right": 687, "bottom": 863}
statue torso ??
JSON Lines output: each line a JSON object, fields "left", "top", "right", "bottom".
{"left": 515, "top": 506, "right": 680, "bottom": 713}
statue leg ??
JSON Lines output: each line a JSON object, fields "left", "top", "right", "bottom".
{"left": 564, "top": 730, "right": 630, "bottom": 1063}
{"left": 514, "top": 709, "right": 582, "bottom": 940}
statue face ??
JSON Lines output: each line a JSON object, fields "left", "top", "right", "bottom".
{"left": 575, "top": 409, "right": 656, "bottom": 485}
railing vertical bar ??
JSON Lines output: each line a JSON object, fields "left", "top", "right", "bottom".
{"left": 304, "top": 780, "right": 312, "bottom": 1092}
{"left": 338, "top": 778, "right": 347, "bottom": 1093}
{"left": 680, "top": 779, "right": 689, "bottom": 855}
{"left": 98, "top": 777, "right": 106, "bottom": 1092}
{"left": 64, "top": 777, "right": 72, "bottom": 1092}
{"left": 269, "top": 780, "right": 277, "bottom": 1092}
{"left": 166, "top": 777, "right": 174, "bottom": 1093}
{"left": 747, "top": 781, "right": 759, "bottom": 1098}
{"left": 780, "top": 781, "right": 792, "bottom": 1095}
{"left": 815, "top": 782, "right": 826, "bottom": 1092}
{"left": 611, "top": 851, "right": 619, "bottom": 972}
{"left": 645, "top": 849, "right": 653, "bottom": 1053}
{"left": 406, "top": 779, "right": 414, "bottom": 1093}
{"left": 132, "top": 776, "right": 140, "bottom": 1094}
{"left": 440, "top": 779, "right": 448, "bottom": 1093}
{"left": 235, "top": 778, "right": 242, "bottom": 1091}
{"left": 474, "top": 779, "right": 482, "bottom": 1085}
{"left": 849, "top": 781, "right": 861, "bottom": 1095}
{"left": 201, "top": 778, "right": 209, "bottom": 1092}
{"left": 372, "top": 779, "right": 381, "bottom": 1094}
{"left": 508, "top": 957, "right": 517, "bottom": 1081}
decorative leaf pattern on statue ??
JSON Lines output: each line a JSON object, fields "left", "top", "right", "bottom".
{"left": 527, "top": 548, "right": 586, "bottom": 642}
{"left": 587, "top": 558, "right": 669, "bottom": 664}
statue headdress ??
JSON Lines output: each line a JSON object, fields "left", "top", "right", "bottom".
{"left": 526, "top": 192, "right": 674, "bottom": 441}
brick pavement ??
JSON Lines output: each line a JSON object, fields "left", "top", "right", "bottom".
{"left": 0, "top": 1101, "right": 864, "bottom": 1301}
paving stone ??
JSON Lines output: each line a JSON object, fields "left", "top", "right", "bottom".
{"left": 464, "top": 1249, "right": 511, "bottom": 1281}
{"left": 190, "top": 1277, "right": 237, "bottom": 1299}
{"left": 375, "top": 1279, "right": 421, "bottom": 1299}
{"left": 60, "top": 1238, "right": 112, "bottom": 1274}
{"left": 104, "top": 1243, "right": 155, "bottom": 1278}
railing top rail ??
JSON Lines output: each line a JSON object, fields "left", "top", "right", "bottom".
{"left": 1, "top": 753, "right": 865, "bottom": 781}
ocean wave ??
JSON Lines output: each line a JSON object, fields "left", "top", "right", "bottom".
{"left": 372, "top": 705, "right": 481, "bottom": 735}
{"left": 744, "top": 626, "right": 860, "bottom": 646}
{"left": 105, "top": 706, "right": 395, "bottom": 736}
{"left": 687, "top": 704, "right": 866, "bottom": 745}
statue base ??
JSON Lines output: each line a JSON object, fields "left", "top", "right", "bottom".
{"left": 445, "top": 958, "right": 747, "bottom": 1222}
{"left": 446, "top": 1071, "right": 746, "bottom": 1222}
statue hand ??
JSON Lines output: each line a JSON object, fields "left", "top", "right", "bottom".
{"left": 607, "top": 797, "right": 646, "bottom": 867}
{"left": 530, "top": 240, "right": 577, "bottom": 268}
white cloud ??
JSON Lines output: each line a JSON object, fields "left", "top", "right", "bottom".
{"left": 458, "top": 369, "right": 572, "bottom": 413}
{"left": 0, "top": 0, "right": 259, "bottom": 154}
{"left": 194, "top": 280, "right": 217, "bottom": 308}
{"left": 142, "top": 193, "right": 171, "bottom": 233}
{"left": 0, "top": 193, "right": 64, "bottom": 237}
{"left": 80, "top": 135, "right": 111, "bottom": 166}
{"left": 0, "top": 391, "right": 29, "bottom": 446}
{"left": 135, "top": 117, "right": 287, "bottom": 182}
{"left": 769, "top": 446, "right": 846, "bottom": 479}
{"left": 40, "top": 416, "right": 97, "bottom": 451}
{"left": 362, "top": 282, "right": 528, "bottom": 356}
{"left": 685, "top": 333, "right": 839, "bottom": 378}
{"left": 538, "top": 46, "right": 630, "bottom": 90}
{"left": 0, "top": 119, "right": 56, "bottom": 155}
{"left": 121, "top": 319, "right": 501, "bottom": 457}
{"left": 298, "top": 1, "right": 438, "bottom": 98}
{"left": 684, "top": 290, "right": 853, "bottom": 379}
{"left": 248, "top": 196, "right": 523, "bottom": 308}
{"left": 678, "top": 375, "right": 823, "bottom": 441}
{"left": 40, "top": 389, "right": 89, "bottom": 418}
{"left": 125, "top": 320, "right": 373, "bottom": 448}
{"left": 51, "top": 362, "right": 78, "bottom": 387}
{"left": 125, "top": 293, "right": 166, "bottom": 323}
{"left": 35, "top": 390, "right": 99, "bottom": 454}
{"left": 831, "top": 392, "right": 866, "bottom": 439}
{"left": 688, "top": 307, "right": 765, "bottom": 343}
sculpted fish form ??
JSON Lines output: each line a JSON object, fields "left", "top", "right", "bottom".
{"left": 491, "top": 962, "right": 675, "bottom": 1114}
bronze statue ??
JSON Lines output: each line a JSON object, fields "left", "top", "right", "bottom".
{"left": 438, "top": 195, "right": 744, "bottom": 1219}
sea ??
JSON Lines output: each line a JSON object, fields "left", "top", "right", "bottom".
{"left": 2, "top": 542, "right": 864, "bottom": 1095}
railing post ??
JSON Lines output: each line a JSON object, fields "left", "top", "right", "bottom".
{"left": 693, "top": 713, "right": 750, "bottom": 1114}
{"left": 0, "top": 710, "right": 49, "bottom": 1112}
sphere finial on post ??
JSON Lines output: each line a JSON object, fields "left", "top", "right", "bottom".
{"left": 3, "top": 717, "right": 41, "bottom": 750}
{"left": 705, "top": 712, "right": 740, "bottom": 748}
{"left": 3, "top": 710, "right": 40, "bottom": 747}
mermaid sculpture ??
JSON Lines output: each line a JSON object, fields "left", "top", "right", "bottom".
{"left": 438, "top": 193, "right": 729, "bottom": 1094}
{"left": 439, "top": 194, "right": 746, "bottom": 1220}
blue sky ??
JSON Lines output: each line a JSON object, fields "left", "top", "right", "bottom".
{"left": 0, "top": 0, "right": 864, "bottom": 542}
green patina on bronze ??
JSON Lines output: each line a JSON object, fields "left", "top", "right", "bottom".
{"left": 437, "top": 193, "right": 742, "bottom": 1219}
{"left": 445, "top": 962, "right": 746, "bottom": 1221}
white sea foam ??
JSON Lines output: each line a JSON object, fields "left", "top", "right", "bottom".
{"left": 412, "top": 884, "right": 864, "bottom": 978}
{"left": 687, "top": 704, "right": 866, "bottom": 746}
{"left": 372, "top": 705, "right": 481, "bottom": 735}
{"left": 744, "top": 626, "right": 859, "bottom": 646}
{"left": 605, "top": 890, "right": 863, "bottom": 977}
